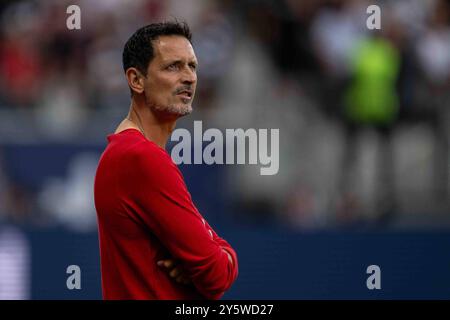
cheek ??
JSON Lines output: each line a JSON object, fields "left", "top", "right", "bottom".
{"left": 146, "top": 79, "right": 170, "bottom": 98}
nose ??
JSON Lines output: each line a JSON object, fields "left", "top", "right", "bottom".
{"left": 181, "top": 66, "right": 196, "bottom": 85}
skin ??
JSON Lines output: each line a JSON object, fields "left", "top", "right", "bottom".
{"left": 115, "top": 34, "right": 198, "bottom": 148}
{"left": 156, "top": 251, "right": 233, "bottom": 287}
{"left": 157, "top": 259, "right": 192, "bottom": 285}
{"left": 115, "top": 34, "right": 233, "bottom": 286}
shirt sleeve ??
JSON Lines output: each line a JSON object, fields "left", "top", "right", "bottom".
{"left": 126, "top": 144, "right": 238, "bottom": 299}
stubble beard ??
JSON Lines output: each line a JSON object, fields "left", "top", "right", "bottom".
{"left": 145, "top": 97, "right": 193, "bottom": 118}
{"left": 154, "top": 103, "right": 192, "bottom": 117}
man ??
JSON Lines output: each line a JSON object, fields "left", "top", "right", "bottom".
{"left": 94, "top": 22, "right": 238, "bottom": 300}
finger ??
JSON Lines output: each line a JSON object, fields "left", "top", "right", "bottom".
{"left": 164, "top": 260, "right": 176, "bottom": 268}
{"left": 169, "top": 267, "right": 182, "bottom": 278}
{"left": 176, "top": 274, "right": 190, "bottom": 284}
{"left": 157, "top": 259, "right": 176, "bottom": 269}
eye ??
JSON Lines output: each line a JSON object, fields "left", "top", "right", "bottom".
{"left": 189, "top": 63, "right": 197, "bottom": 71}
{"left": 166, "top": 63, "right": 179, "bottom": 71}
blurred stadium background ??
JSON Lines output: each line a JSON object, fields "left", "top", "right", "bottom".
{"left": 0, "top": 0, "right": 449, "bottom": 299}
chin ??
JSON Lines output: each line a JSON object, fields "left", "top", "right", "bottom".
{"left": 175, "top": 102, "right": 193, "bottom": 115}
{"left": 178, "top": 105, "right": 193, "bottom": 117}
{"left": 155, "top": 103, "right": 192, "bottom": 117}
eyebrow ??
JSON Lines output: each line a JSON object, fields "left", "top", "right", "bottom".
{"left": 162, "top": 59, "right": 198, "bottom": 67}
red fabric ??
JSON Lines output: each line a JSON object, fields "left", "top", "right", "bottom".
{"left": 94, "top": 128, "right": 238, "bottom": 300}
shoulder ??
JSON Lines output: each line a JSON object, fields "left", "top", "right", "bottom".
{"left": 126, "top": 140, "right": 187, "bottom": 192}
{"left": 127, "top": 138, "right": 178, "bottom": 176}
{"left": 111, "top": 130, "right": 183, "bottom": 182}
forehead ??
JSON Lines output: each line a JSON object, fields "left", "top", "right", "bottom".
{"left": 152, "top": 35, "right": 196, "bottom": 63}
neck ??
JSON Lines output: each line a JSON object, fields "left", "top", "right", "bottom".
{"left": 127, "top": 97, "right": 177, "bottom": 149}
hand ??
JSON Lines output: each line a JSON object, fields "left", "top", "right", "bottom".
{"left": 157, "top": 259, "right": 191, "bottom": 285}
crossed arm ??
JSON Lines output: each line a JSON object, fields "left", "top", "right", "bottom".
{"left": 129, "top": 147, "right": 238, "bottom": 299}
{"left": 158, "top": 249, "right": 234, "bottom": 285}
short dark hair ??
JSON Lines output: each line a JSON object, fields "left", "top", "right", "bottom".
{"left": 122, "top": 21, "right": 192, "bottom": 76}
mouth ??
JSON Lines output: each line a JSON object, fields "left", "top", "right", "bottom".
{"left": 176, "top": 90, "right": 193, "bottom": 100}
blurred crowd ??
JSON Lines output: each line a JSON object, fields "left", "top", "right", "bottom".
{"left": 0, "top": 0, "right": 449, "bottom": 230}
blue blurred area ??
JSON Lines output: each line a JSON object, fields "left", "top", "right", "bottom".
{"left": 0, "top": 143, "right": 449, "bottom": 299}
{"left": 1, "top": 143, "right": 101, "bottom": 192}
{"left": 6, "top": 225, "right": 450, "bottom": 299}
{"left": 0, "top": 141, "right": 233, "bottom": 228}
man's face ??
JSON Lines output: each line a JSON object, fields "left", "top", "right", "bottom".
{"left": 143, "top": 35, "right": 198, "bottom": 118}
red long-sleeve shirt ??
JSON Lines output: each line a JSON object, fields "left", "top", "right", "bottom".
{"left": 94, "top": 128, "right": 238, "bottom": 300}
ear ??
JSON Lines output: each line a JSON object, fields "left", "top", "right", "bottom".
{"left": 125, "top": 68, "right": 145, "bottom": 94}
